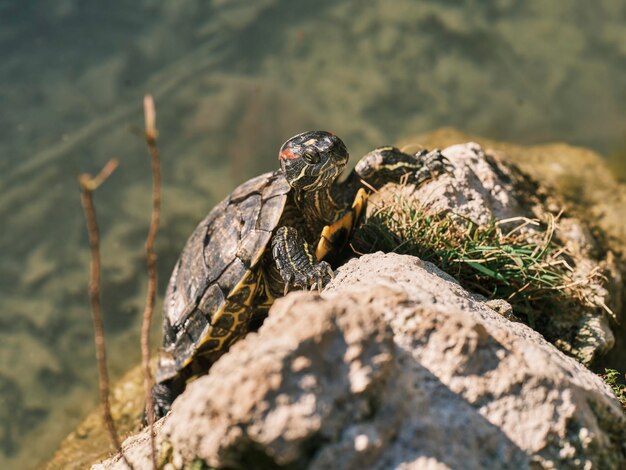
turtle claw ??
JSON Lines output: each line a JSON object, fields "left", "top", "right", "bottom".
{"left": 312, "top": 272, "right": 325, "bottom": 293}
{"left": 427, "top": 149, "right": 453, "bottom": 172}
{"left": 273, "top": 226, "right": 334, "bottom": 295}
{"left": 281, "top": 261, "right": 332, "bottom": 294}
{"left": 410, "top": 149, "right": 453, "bottom": 186}
{"left": 315, "top": 260, "right": 333, "bottom": 292}
{"left": 296, "top": 260, "right": 333, "bottom": 293}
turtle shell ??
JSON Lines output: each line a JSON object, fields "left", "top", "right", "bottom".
{"left": 157, "top": 170, "right": 291, "bottom": 383}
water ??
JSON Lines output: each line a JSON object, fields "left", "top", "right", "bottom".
{"left": 1, "top": 1, "right": 626, "bottom": 467}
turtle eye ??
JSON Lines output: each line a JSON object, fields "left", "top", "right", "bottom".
{"left": 302, "top": 150, "right": 320, "bottom": 164}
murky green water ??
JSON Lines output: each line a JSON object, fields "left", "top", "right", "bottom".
{"left": 2, "top": 1, "right": 626, "bottom": 467}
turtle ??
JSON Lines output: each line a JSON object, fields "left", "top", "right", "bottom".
{"left": 152, "top": 130, "right": 449, "bottom": 417}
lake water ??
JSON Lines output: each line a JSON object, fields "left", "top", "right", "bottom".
{"left": 2, "top": 1, "right": 626, "bottom": 467}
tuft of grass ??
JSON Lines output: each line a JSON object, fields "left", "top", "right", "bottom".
{"left": 186, "top": 459, "right": 214, "bottom": 470}
{"left": 601, "top": 369, "right": 626, "bottom": 411}
{"left": 353, "top": 194, "right": 602, "bottom": 328}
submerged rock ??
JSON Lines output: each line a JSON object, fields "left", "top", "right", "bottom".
{"left": 94, "top": 253, "right": 626, "bottom": 470}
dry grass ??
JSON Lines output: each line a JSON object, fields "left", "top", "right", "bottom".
{"left": 353, "top": 194, "right": 603, "bottom": 328}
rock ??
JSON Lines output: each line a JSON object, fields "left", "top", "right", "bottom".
{"left": 94, "top": 253, "right": 626, "bottom": 470}
{"left": 405, "top": 142, "right": 526, "bottom": 226}
{"left": 363, "top": 141, "right": 618, "bottom": 364}
{"left": 45, "top": 131, "right": 624, "bottom": 468}
{"left": 45, "top": 364, "right": 147, "bottom": 470}
{"left": 402, "top": 128, "right": 626, "bottom": 375}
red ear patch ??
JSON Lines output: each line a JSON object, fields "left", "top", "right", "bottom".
{"left": 279, "top": 148, "right": 298, "bottom": 160}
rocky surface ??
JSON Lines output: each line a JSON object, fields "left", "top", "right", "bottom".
{"left": 48, "top": 134, "right": 625, "bottom": 468}
{"left": 403, "top": 128, "right": 626, "bottom": 372}
{"left": 8, "top": 1, "right": 626, "bottom": 465}
{"left": 44, "top": 364, "right": 146, "bottom": 470}
{"left": 364, "top": 141, "right": 619, "bottom": 364}
{"left": 94, "top": 253, "right": 626, "bottom": 470}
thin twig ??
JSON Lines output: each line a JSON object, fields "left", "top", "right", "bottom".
{"left": 141, "top": 94, "right": 160, "bottom": 470}
{"left": 79, "top": 159, "right": 133, "bottom": 470}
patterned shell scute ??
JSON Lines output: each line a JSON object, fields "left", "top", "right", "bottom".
{"left": 258, "top": 193, "right": 288, "bottom": 232}
{"left": 164, "top": 197, "right": 229, "bottom": 326}
{"left": 197, "top": 283, "right": 226, "bottom": 317}
{"left": 230, "top": 170, "right": 283, "bottom": 201}
{"left": 163, "top": 170, "right": 290, "bottom": 330}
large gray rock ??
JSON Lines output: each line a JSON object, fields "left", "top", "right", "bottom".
{"left": 365, "top": 142, "right": 618, "bottom": 364}
{"left": 94, "top": 253, "right": 626, "bottom": 470}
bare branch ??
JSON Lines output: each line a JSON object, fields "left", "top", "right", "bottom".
{"left": 79, "top": 160, "right": 133, "bottom": 469}
{"left": 141, "top": 94, "right": 161, "bottom": 470}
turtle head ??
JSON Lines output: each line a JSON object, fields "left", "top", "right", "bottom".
{"left": 279, "top": 131, "right": 348, "bottom": 191}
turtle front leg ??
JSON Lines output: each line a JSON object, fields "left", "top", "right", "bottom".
{"left": 315, "top": 188, "right": 368, "bottom": 261}
{"left": 355, "top": 146, "right": 452, "bottom": 189}
{"left": 271, "top": 226, "right": 333, "bottom": 294}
